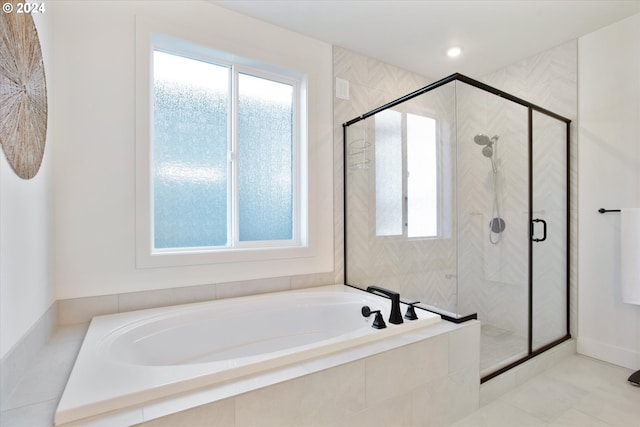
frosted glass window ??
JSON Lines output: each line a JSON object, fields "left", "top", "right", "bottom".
{"left": 407, "top": 114, "right": 438, "bottom": 237}
{"left": 375, "top": 110, "right": 403, "bottom": 236}
{"left": 151, "top": 49, "right": 300, "bottom": 251}
{"left": 238, "top": 73, "right": 294, "bottom": 241}
{"left": 153, "top": 51, "right": 230, "bottom": 249}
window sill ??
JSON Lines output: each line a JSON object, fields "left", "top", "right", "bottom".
{"left": 136, "top": 244, "right": 314, "bottom": 269}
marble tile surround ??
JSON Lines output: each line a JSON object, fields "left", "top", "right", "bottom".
{"left": 135, "top": 320, "right": 480, "bottom": 427}
{"left": 0, "top": 302, "right": 58, "bottom": 409}
{"left": 56, "top": 272, "right": 337, "bottom": 326}
{"left": 0, "top": 323, "right": 88, "bottom": 427}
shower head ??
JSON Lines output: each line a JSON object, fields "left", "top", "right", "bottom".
{"left": 474, "top": 134, "right": 499, "bottom": 146}
{"left": 474, "top": 134, "right": 492, "bottom": 146}
{"left": 482, "top": 145, "right": 494, "bottom": 158}
{"left": 475, "top": 133, "right": 500, "bottom": 170}
{"left": 474, "top": 133, "right": 500, "bottom": 158}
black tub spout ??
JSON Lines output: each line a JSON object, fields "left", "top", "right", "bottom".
{"left": 366, "top": 286, "right": 403, "bottom": 324}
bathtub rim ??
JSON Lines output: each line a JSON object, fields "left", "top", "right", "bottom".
{"left": 99, "top": 290, "right": 393, "bottom": 367}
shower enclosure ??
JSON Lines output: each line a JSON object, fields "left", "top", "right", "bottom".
{"left": 343, "top": 73, "right": 570, "bottom": 381}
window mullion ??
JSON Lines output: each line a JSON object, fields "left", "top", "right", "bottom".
{"left": 402, "top": 112, "right": 408, "bottom": 238}
{"left": 291, "top": 80, "right": 300, "bottom": 245}
{"left": 229, "top": 66, "right": 239, "bottom": 248}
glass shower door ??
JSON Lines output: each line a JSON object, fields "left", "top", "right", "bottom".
{"left": 531, "top": 110, "right": 569, "bottom": 351}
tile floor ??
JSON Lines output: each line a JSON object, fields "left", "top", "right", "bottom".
{"left": 454, "top": 354, "right": 639, "bottom": 427}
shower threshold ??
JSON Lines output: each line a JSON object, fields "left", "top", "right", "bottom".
{"left": 480, "top": 324, "right": 527, "bottom": 377}
{"left": 481, "top": 325, "right": 572, "bottom": 382}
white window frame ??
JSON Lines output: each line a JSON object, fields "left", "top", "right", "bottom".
{"left": 136, "top": 29, "right": 313, "bottom": 268}
{"left": 151, "top": 47, "right": 303, "bottom": 252}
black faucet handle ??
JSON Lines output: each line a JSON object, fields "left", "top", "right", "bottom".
{"left": 361, "top": 306, "right": 387, "bottom": 329}
{"left": 404, "top": 301, "right": 420, "bottom": 320}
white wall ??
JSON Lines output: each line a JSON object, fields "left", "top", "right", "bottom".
{"left": 0, "top": 14, "right": 55, "bottom": 358}
{"left": 577, "top": 13, "right": 640, "bottom": 370}
{"left": 49, "top": 1, "right": 334, "bottom": 299}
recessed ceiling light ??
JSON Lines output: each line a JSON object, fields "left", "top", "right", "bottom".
{"left": 447, "top": 47, "right": 462, "bottom": 58}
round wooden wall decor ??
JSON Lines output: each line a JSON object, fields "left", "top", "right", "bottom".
{"left": 0, "top": 4, "right": 48, "bottom": 179}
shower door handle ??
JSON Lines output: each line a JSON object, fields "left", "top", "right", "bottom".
{"left": 531, "top": 219, "right": 547, "bottom": 242}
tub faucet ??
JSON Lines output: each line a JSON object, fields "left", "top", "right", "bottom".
{"left": 366, "top": 286, "right": 403, "bottom": 324}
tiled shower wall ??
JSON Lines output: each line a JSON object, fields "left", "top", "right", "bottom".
{"left": 336, "top": 41, "right": 578, "bottom": 339}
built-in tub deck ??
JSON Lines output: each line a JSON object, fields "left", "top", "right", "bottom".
{"left": 55, "top": 285, "right": 454, "bottom": 426}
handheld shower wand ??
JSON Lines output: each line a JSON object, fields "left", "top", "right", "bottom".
{"left": 474, "top": 133, "right": 504, "bottom": 243}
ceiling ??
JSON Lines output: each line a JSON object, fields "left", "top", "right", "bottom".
{"left": 211, "top": 0, "right": 640, "bottom": 79}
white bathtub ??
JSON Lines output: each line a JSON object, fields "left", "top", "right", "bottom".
{"left": 55, "top": 285, "right": 440, "bottom": 425}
